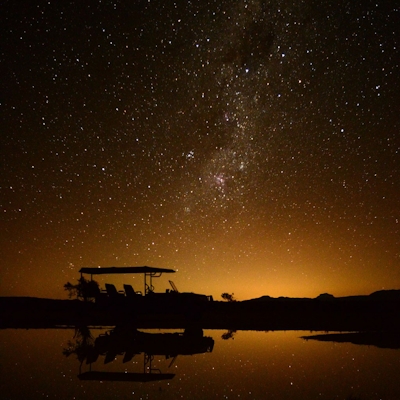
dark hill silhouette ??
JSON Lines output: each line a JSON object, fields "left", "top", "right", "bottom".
{"left": 1, "top": 289, "right": 400, "bottom": 331}
{"left": 244, "top": 290, "right": 400, "bottom": 303}
{"left": 369, "top": 289, "right": 400, "bottom": 301}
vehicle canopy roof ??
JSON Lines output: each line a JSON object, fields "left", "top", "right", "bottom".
{"left": 79, "top": 266, "right": 175, "bottom": 276}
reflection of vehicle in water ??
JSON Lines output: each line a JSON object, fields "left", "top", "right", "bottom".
{"left": 79, "top": 266, "right": 213, "bottom": 316}
{"left": 66, "top": 326, "right": 214, "bottom": 382}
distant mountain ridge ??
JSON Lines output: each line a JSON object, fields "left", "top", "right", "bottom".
{"left": 244, "top": 289, "right": 400, "bottom": 302}
{"left": 1, "top": 289, "right": 400, "bottom": 331}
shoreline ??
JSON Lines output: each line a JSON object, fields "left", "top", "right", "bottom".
{"left": 1, "top": 290, "right": 400, "bottom": 331}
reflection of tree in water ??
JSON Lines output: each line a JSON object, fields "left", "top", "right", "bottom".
{"left": 63, "top": 326, "right": 94, "bottom": 366}
{"left": 221, "top": 330, "right": 236, "bottom": 340}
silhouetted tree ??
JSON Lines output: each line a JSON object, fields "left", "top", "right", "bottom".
{"left": 64, "top": 277, "right": 99, "bottom": 302}
{"left": 221, "top": 292, "right": 236, "bottom": 302}
{"left": 221, "top": 330, "right": 236, "bottom": 340}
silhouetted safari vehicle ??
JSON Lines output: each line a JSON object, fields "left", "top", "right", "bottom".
{"left": 79, "top": 266, "right": 213, "bottom": 315}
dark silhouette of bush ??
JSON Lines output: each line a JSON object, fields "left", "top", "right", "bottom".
{"left": 64, "top": 277, "right": 100, "bottom": 302}
{"left": 221, "top": 293, "right": 236, "bottom": 302}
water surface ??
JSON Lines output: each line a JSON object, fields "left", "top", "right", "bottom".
{"left": 1, "top": 328, "right": 399, "bottom": 399}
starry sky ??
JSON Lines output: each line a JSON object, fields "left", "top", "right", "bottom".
{"left": 1, "top": 0, "right": 399, "bottom": 300}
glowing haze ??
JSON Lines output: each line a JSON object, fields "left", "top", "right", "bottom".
{"left": 1, "top": 1, "right": 399, "bottom": 300}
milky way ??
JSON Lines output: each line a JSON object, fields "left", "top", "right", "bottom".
{"left": 1, "top": 0, "right": 399, "bottom": 299}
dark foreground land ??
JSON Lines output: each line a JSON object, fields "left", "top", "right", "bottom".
{"left": 301, "top": 331, "right": 400, "bottom": 349}
{"left": 1, "top": 290, "right": 400, "bottom": 331}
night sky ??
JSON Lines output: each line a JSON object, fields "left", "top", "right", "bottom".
{"left": 1, "top": 0, "right": 399, "bottom": 300}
